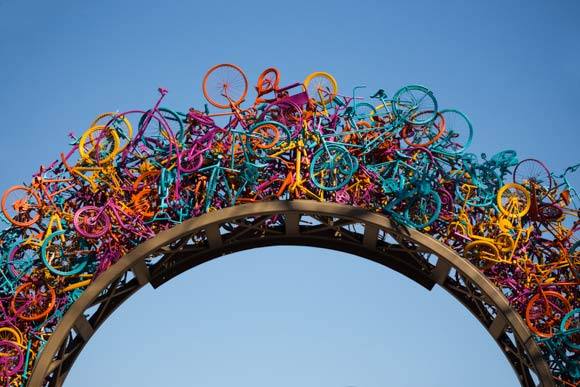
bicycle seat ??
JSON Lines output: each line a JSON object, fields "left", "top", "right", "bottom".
{"left": 370, "top": 89, "right": 387, "bottom": 99}
{"left": 343, "top": 106, "right": 355, "bottom": 117}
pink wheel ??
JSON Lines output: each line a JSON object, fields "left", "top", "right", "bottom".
{"left": 177, "top": 144, "right": 205, "bottom": 173}
{"left": 74, "top": 206, "right": 111, "bottom": 238}
{"left": 0, "top": 340, "right": 24, "bottom": 377}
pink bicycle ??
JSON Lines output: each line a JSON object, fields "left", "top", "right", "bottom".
{"left": 73, "top": 199, "right": 154, "bottom": 239}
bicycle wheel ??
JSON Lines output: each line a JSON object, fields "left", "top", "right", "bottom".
{"left": 1, "top": 186, "right": 41, "bottom": 227}
{"left": 257, "top": 67, "right": 280, "bottom": 95}
{"left": 78, "top": 125, "right": 121, "bottom": 164}
{"left": 11, "top": 281, "right": 56, "bottom": 321}
{"left": 401, "top": 111, "right": 445, "bottom": 147}
{"left": 403, "top": 189, "right": 441, "bottom": 229}
{"left": 464, "top": 240, "right": 499, "bottom": 270}
{"left": 310, "top": 145, "right": 355, "bottom": 191}
{"left": 392, "top": 85, "right": 437, "bottom": 125}
{"left": 41, "top": 229, "right": 91, "bottom": 276}
{"left": 353, "top": 102, "right": 376, "bottom": 121}
{"left": 561, "top": 308, "right": 580, "bottom": 351}
{"left": 138, "top": 108, "right": 183, "bottom": 152}
{"left": 7, "top": 240, "right": 39, "bottom": 279}
{"left": 433, "top": 109, "right": 473, "bottom": 155}
{"left": 497, "top": 183, "right": 531, "bottom": 218}
{"left": 73, "top": 206, "right": 111, "bottom": 238}
{"left": 203, "top": 63, "right": 248, "bottom": 109}
{"left": 0, "top": 340, "right": 24, "bottom": 377}
{"left": 247, "top": 121, "right": 291, "bottom": 158}
{"left": 178, "top": 143, "right": 207, "bottom": 174}
{"left": 304, "top": 71, "right": 338, "bottom": 106}
{"left": 513, "top": 158, "right": 553, "bottom": 193}
{"left": 560, "top": 308, "right": 580, "bottom": 351}
{"left": 90, "top": 112, "right": 133, "bottom": 152}
{"left": 258, "top": 100, "right": 303, "bottom": 138}
{"left": 525, "top": 291, "right": 571, "bottom": 338}
{"left": 0, "top": 327, "right": 22, "bottom": 346}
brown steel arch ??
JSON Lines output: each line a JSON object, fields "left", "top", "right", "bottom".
{"left": 28, "top": 200, "right": 554, "bottom": 387}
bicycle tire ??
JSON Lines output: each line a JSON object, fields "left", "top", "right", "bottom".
{"left": 7, "top": 241, "right": 38, "bottom": 279}
{"left": 41, "top": 230, "right": 90, "bottom": 276}
{"left": 257, "top": 67, "right": 280, "bottom": 95}
{"left": 90, "top": 112, "right": 133, "bottom": 152}
{"left": 392, "top": 85, "right": 437, "bottom": 125}
{"left": 0, "top": 327, "right": 22, "bottom": 345}
{"left": 73, "top": 206, "right": 111, "bottom": 238}
{"left": 178, "top": 143, "right": 207, "bottom": 174}
{"left": 525, "top": 291, "right": 571, "bottom": 338}
{"left": 247, "top": 121, "right": 291, "bottom": 158}
{"left": 0, "top": 340, "right": 24, "bottom": 376}
{"left": 78, "top": 125, "right": 121, "bottom": 165}
{"left": 401, "top": 111, "right": 445, "bottom": 147}
{"left": 497, "top": 183, "right": 531, "bottom": 218}
{"left": 11, "top": 281, "right": 56, "bottom": 321}
{"left": 310, "top": 145, "right": 355, "bottom": 191}
{"left": 1, "top": 186, "right": 41, "bottom": 228}
{"left": 202, "top": 63, "right": 248, "bottom": 109}
{"left": 403, "top": 190, "right": 441, "bottom": 229}
{"left": 513, "top": 158, "right": 553, "bottom": 194}
{"left": 561, "top": 308, "right": 580, "bottom": 351}
{"left": 258, "top": 100, "right": 303, "bottom": 138}
{"left": 433, "top": 109, "right": 473, "bottom": 155}
{"left": 304, "top": 71, "right": 338, "bottom": 106}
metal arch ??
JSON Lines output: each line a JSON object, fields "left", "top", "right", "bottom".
{"left": 29, "top": 200, "right": 554, "bottom": 387}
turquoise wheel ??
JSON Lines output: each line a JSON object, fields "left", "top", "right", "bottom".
{"left": 560, "top": 308, "right": 580, "bottom": 351}
{"left": 392, "top": 85, "right": 437, "bottom": 125}
{"left": 310, "top": 145, "right": 355, "bottom": 191}
{"left": 41, "top": 230, "right": 91, "bottom": 276}
{"left": 433, "top": 109, "right": 473, "bottom": 155}
{"left": 403, "top": 188, "right": 442, "bottom": 229}
{"left": 353, "top": 102, "right": 376, "bottom": 120}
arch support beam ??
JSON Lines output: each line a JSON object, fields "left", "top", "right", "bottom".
{"left": 29, "top": 201, "right": 553, "bottom": 387}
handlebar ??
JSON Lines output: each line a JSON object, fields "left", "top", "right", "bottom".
{"left": 564, "top": 163, "right": 580, "bottom": 176}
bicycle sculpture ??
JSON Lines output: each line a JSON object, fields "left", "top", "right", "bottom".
{"left": 0, "top": 63, "right": 578, "bottom": 386}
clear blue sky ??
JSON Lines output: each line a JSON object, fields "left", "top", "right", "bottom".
{"left": 1, "top": 1, "right": 579, "bottom": 386}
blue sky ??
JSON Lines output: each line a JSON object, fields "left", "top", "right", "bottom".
{"left": 0, "top": 0, "right": 579, "bottom": 386}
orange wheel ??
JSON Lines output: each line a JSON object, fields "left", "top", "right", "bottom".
{"left": 1, "top": 186, "right": 42, "bottom": 228}
{"left": 525, "top": 291, "right": 571, "bottom": 338}
{"left": 250, "top": 123, "right": 280, "bottom": 149}
{"left": 256, "top": 67, "right": 280, "bottom": 95}
{"left": 202, "top": 63, "right": 248, "bottom": 109}
{"left": 401, "top": 111, "right": 445, "bottom": 147}
{"left": 11, "top": 282, "right": 56, "bottom": 321}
